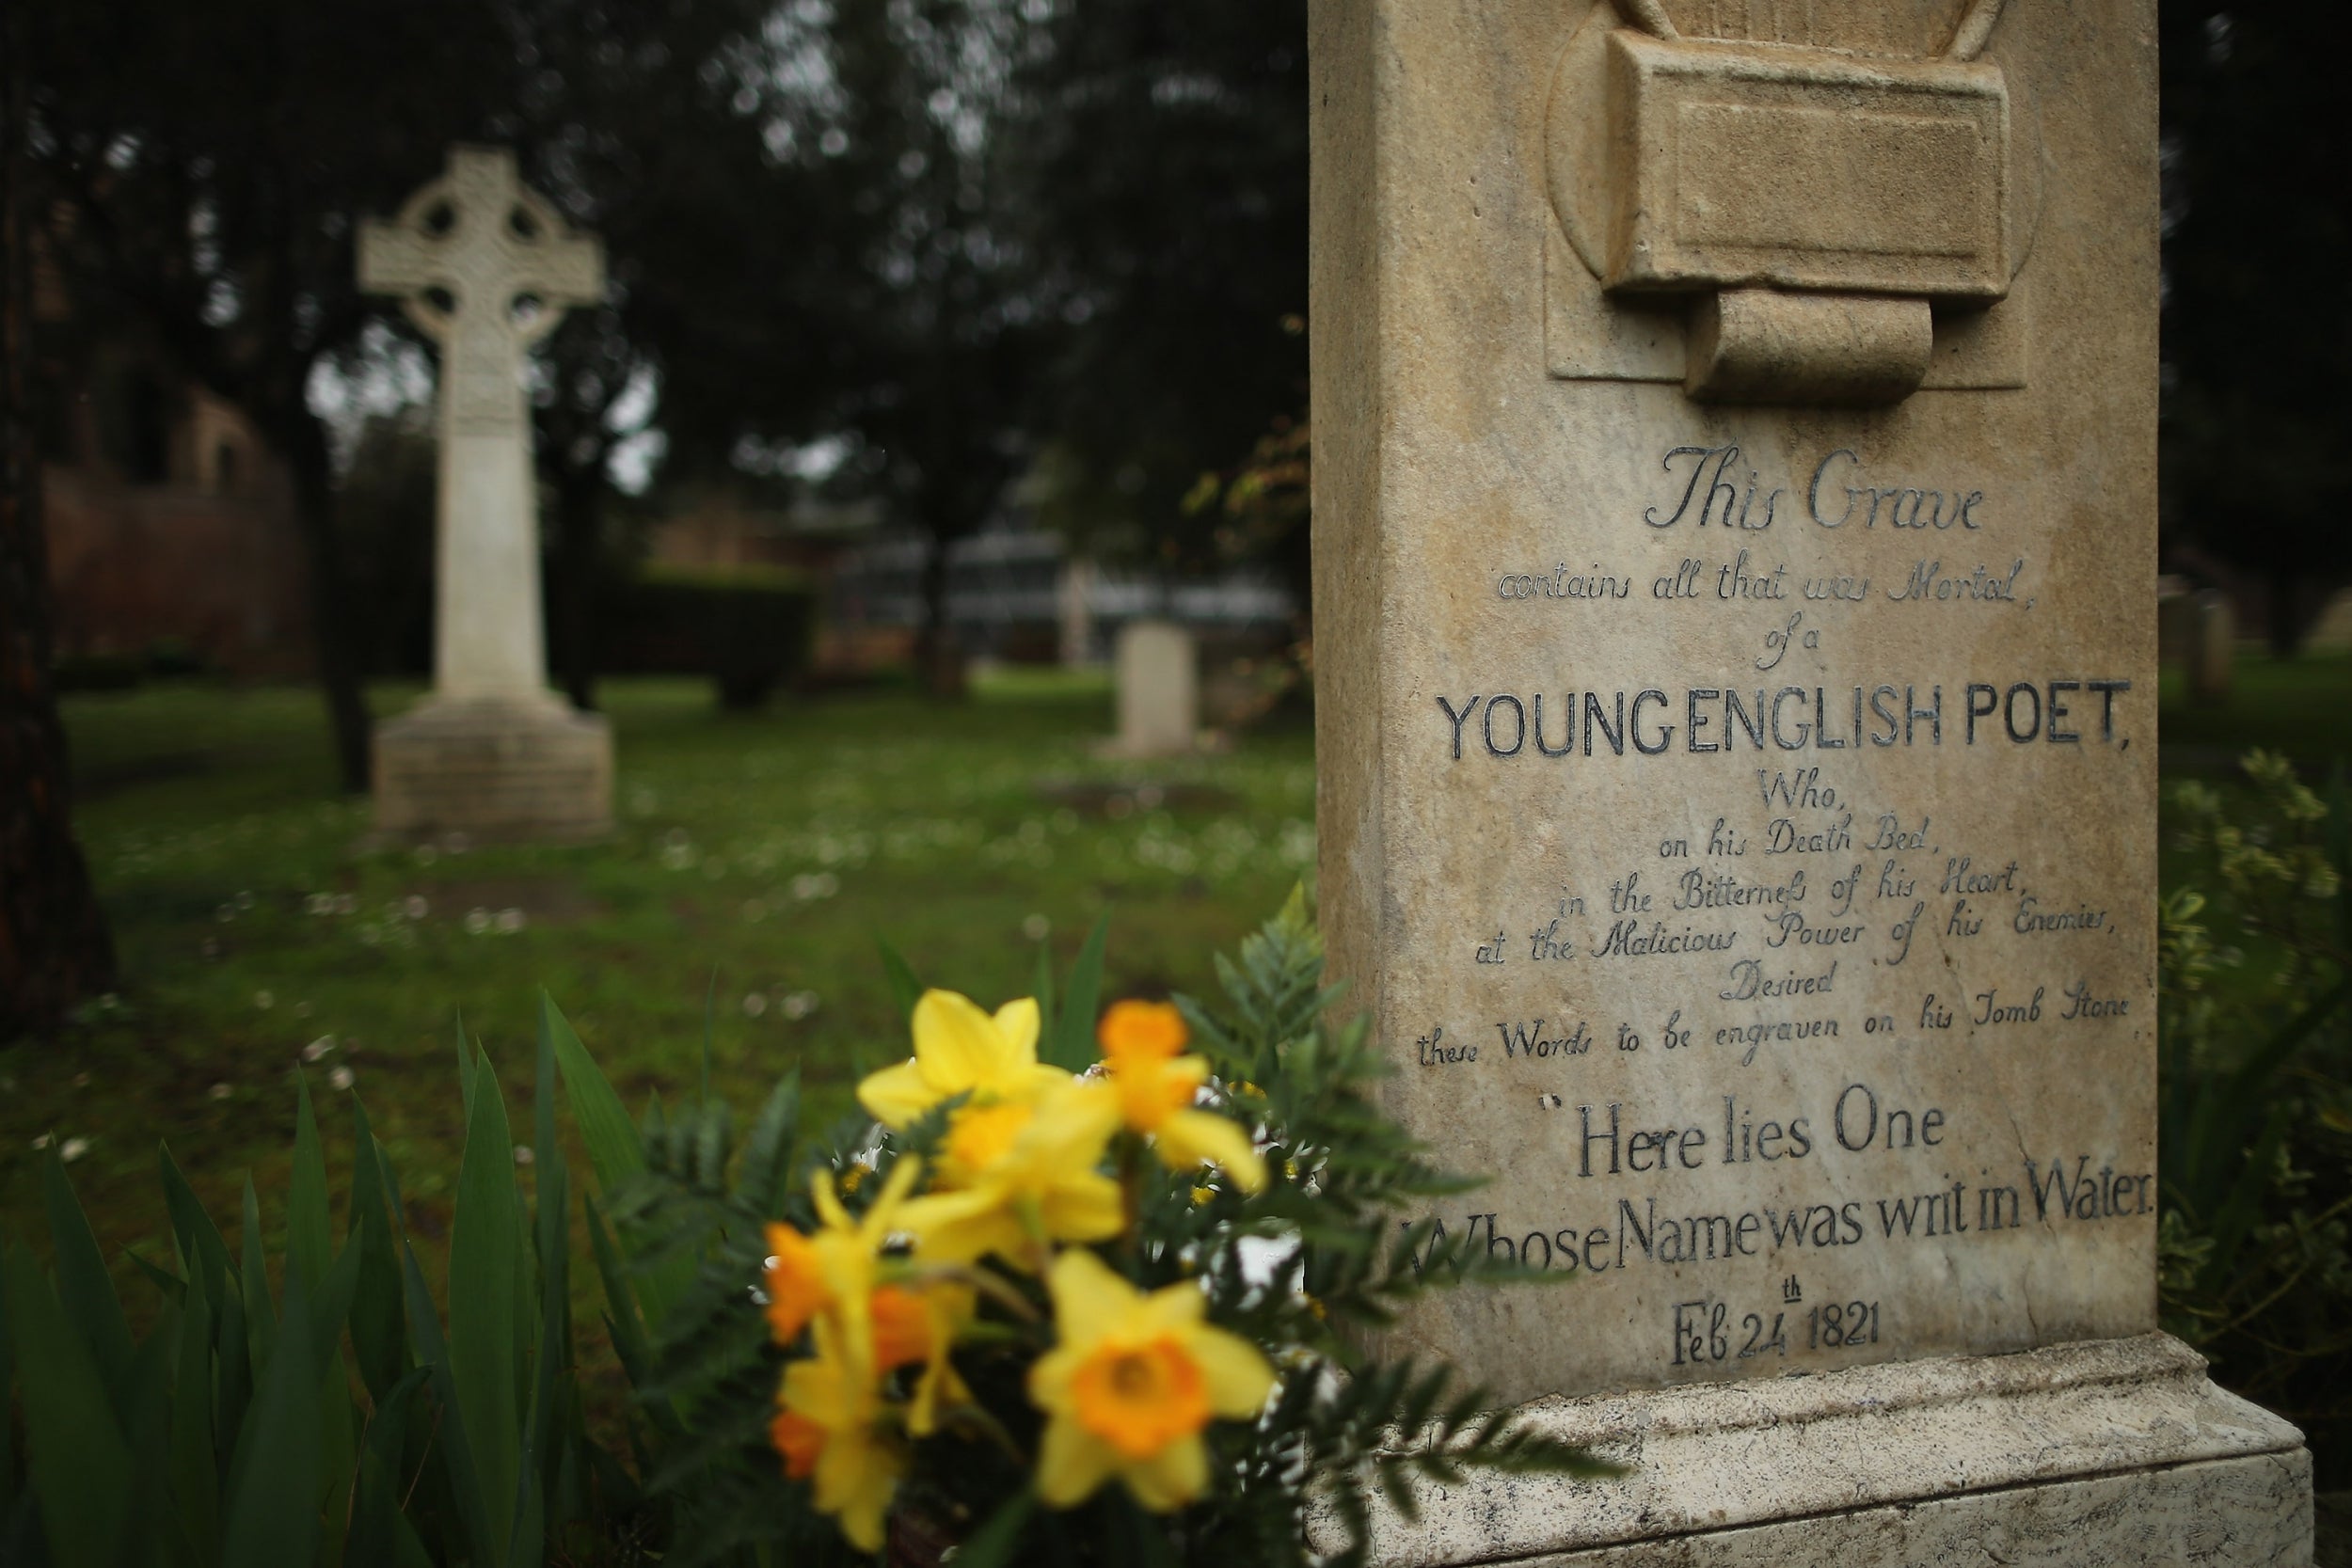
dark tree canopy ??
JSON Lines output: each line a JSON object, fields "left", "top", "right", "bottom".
{"left": 1021, "top": 0, "right": 1309, "bottom": 589}
{"left": 2158, "top": 1, "right": 2352, "bottom": 651}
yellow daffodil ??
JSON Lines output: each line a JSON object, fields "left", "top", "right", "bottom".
{"left": 771, "top": 1317, "right": 907, "bottom": 1551}
{"left": 1097, "top": 999, "right": 1265, "bottom": 1193}
{"left": 761, "top": 1157, "right": 922, "bottom": 1370}
{"left": 898, "top": 1078, "right": 1124, "bottom": 1266}
{"left": 1028, "top": 1248, "right": 1275, "bottom": 1512}
{"left": 857, "top": 990, "right": 1069, "bottom": 1129}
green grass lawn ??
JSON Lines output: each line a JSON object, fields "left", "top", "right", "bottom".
{"left": 2156, "top": 644, "right": 2352, "bottom": 779}
{"left": 8, "top": 672, "right": 1314, "bottom": 1280}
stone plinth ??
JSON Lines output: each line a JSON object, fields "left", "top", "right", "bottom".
{"left": 1316, "top": 1336, "right": 2309, "bottom": 1566}
{"left": 373, "top": 697, "right": 612, "bottom": 843}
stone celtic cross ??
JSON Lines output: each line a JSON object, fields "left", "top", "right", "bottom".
{"left": 359, "top": 145, "right": 603, "bottom": 435}
{"left": 358, "top": 145, "right": 603, "bottom": 702}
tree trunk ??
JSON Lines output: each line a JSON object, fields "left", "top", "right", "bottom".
{"left": 552, "top": 470, "right": 601, "bottom": 711}
{"left": 914, "top": 529, "right": 965, "bottom": 700}
{"left": 0, "top": 20, "right": 117, "bottom": 1037}
{"left": 283, "top": 409, "right": 373, "bottom": 792}
{"left": 2266, "top": 567, "right": 2305, "bottom": 659}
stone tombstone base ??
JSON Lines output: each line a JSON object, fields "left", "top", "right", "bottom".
{"left": 1324, "top": 1337, "right": 2311, "bottom": 1568}
{"left": 372, "top": 695, "right": 612, "bottom": 843}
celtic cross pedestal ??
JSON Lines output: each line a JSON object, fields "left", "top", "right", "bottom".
{"left": 357, "top": 147, "right": 612, "bottom": 840}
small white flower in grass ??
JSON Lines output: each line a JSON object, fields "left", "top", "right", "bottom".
{"left": 293, "top": 1001, "right": 311, "bottom": 1018}
{"left": 495, "top": 908, "right": 525, "bottom": 933}
{"left": 72, "top": 1071, "right": 89, "bottom": 1088}
{"left": 302, "top": 1036, "right": 336, "bottom": 1062}
{"left": 30, "top": 1133, "right": 50, "bottom": 1149}
{"left": 1021, "top": 912, "right": 1050, "bottom": 942}
{"left": 254, "top": 990, "right": 275, "bottom": 1009}
{"left": 742, "top": 992, "right": 770, "bottom": 1017}
{"left": 414, "top": 844, "right": 439, "bottom": 865}
{"left": 327, "top": 1066, "right": 356, "bottom": 1091}
{"left": 405, "top": 895, "right": 429, "bottom": 919}
{"left": 513, "top": 1145, "right": 535, "bottom": 1166}
{"left": 209, "top": 1083, "right": 232, "bottom": 1101}
{"left": 780, "top": 990, "right": 818, "bottom": 1022}
{"left": 464, "top": 908, "right": 491, "bottom": 934}
{"left": 59, "top": 1138, "right": 88, "bottom": 1164}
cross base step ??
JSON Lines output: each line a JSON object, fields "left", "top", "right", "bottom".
{"left": 370, "top": 695, "right": 612, "bottom": 845}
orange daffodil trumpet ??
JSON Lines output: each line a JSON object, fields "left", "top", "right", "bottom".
{"left": 1029, "top": 1248, "right": 1276, "bottom": 1511}
{"left": 1096, "top": 999, "right": 1267, "bottom": 1194}
{"left": 761, "top": 1156, "right": 923, "bottom": 1369}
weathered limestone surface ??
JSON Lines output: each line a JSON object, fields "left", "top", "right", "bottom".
{"left": 1312, "top": 1336, "right": 2308, "bottom": 1565}
{"left": 372, "top": 696, "right": 611, "bottom": 842}
{"left": 359, "top": 147, "right": 612, "bottom": 841}
{"left": 1308, "top": 0, "right": 2309, "bottom": 1560}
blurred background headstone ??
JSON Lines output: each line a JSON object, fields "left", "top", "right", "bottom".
{"left": 1110, "top": 619, "right": 1197, "bottom": 758}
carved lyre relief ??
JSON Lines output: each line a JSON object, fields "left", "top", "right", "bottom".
{"left": 1546, "top": 0, "right": 2042, "bottom": 404}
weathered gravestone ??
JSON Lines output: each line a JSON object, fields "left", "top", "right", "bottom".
{"left": 1109, "top": 619, "right": 1199, "bottom": 757}
{"left": 1309, "top": 1, "right": 2312, "bottom": 1562}
{"left": 2188, "top": 589, "right": 2235, "bottom": 705}
{"left": 358, "top": 146, "right": 612, "bottom": 841}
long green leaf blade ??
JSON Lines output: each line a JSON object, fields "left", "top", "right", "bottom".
{"left": 220, "top": 1275, "right": 322, "bottom": 1568}
{"left": 160, "top": 1142, "right": 234, "bottom": 1305}
{"left": 876, "top": 937, "right": 923, "bottom": 1022}
{"left": 289, "top": 1071, "right": 334, "bottom": 1294}
{"left": 450, "top": 1049, "right": 523, "bottom": 1560}
{"left": 347, "top": 1098, "right": 409, "bottom": 1402}
{"left": 401, "top": 1243, "right": 497, "bottom": 1565}
{"left": 543, "top": 993, "right": 691, "bottom": 1327}
{"left": 169, "top": 1280, "right": 221, "bottom": 1561}
{"left": 40, "top": 1148, "right": 134, "bottom": 1399}
{"left": 238, "top": 1178, "right": 276, "bottom": 1373}
{"left": 5, "top": 1243, "right": 133, "bottom": 1567}
{"left": 542, "top": 993, "right": 644, "bottom": 1196}
{"left": 1046, "top": 914, "right": 1111, "bottom": 1069}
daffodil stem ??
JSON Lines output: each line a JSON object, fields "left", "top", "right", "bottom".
{"left": 939, "top": 1402, "right": 1028, "bottom": 1465}
{"left": 1119, "top": 1134, "right": 1144, "bottom": 1268}
{"left": 923, "top": 1261, "right": 1041, "bottom": 1326}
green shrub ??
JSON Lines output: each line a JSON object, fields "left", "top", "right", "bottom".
{"left": 599, "top": 566, "right": 818, "bottom": 710}
{"left": 2158, "top": 752, "right": 2352, "bottom": 1481}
